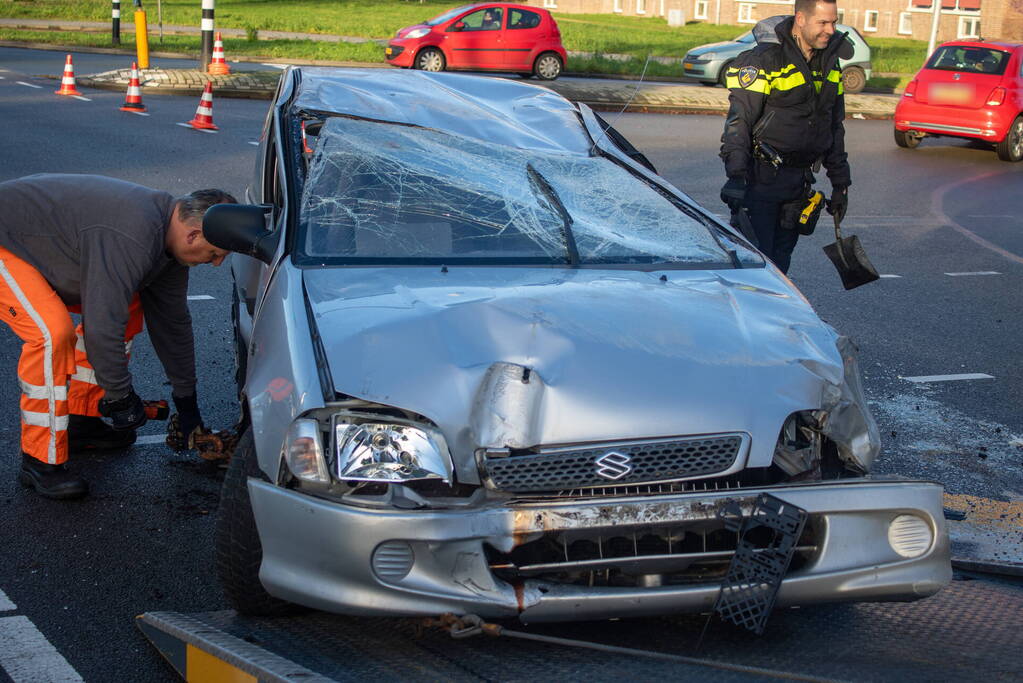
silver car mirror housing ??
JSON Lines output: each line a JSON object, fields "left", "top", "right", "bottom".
{"left": 202, "top": 203, "right": 278, "bottom": 264}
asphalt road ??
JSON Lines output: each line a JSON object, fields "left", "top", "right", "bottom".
{"left": 0, "top": 46, "right": 1019, "bottom": 682}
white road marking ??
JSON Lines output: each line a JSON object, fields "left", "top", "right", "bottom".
{"left": 0, "top": 616, "right": 84, "bottom": 682}
{"left": 125, "top": 110, "right": 149, "bottom": 116}
{"left": 260, "top": 63, "right": 289, "bottom": 69}
{"left": 902, "top": 373, "right": 994, "bottom": 383}
{"left": 247, "top": 141, "right": 260, "bottom": 146}
{"left": 175, "top": 122, "right": 218, "bottom": 134}
{"left": 879, "top": 274, "right": 902, "bottom": 279}
{"left": 0, "top": 76, "right": 5, "bottom": 80}
{"left": 135, "top": 434, "right": 167, "bottom": 446}
{"left": 0, "top": 589, "right": 15, "bottom": 612}
{"left": 16, "top": 81, "right": 42, "bottom": 89}
{"left": 187, "top": 295, "right": 214, "bottom": 300}
{"left": 71, "top": 95, "right": 91, "bottom": 102}
{"left": 944, "top": 271, "right": 1001, "bottom": 277}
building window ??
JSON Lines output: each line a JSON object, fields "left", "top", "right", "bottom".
{"left": 864, "top": 10, "right": 878, "bottom": 32}
{"left": 836, "top": 8, "right": 845, "bottom": 23}
{"left": 738, "top": 3, "right": 754, "bottom": 23}
{"left": 636, "top": 0, "right": 646, "bottom": 14}
{"left": 542, "top": 0, "right": 556, "bottom": 8}
{"left": 898, "top": 11, "right": 912, "bottom": 34}
{"left": 958, "top": 16, "right": 980, "bottom": 38}
{"left": 694, "top": 0, "right": 708, "bottom": 19}
{"left": 613, "top": 0, "right": 622, "bottom": 11}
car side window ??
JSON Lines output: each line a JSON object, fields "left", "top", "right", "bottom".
{"left": 508, "top": 9, "right": 541, "bottom": 30}
{"left": 456, "top": 7, "right": 503, "bottom": 31}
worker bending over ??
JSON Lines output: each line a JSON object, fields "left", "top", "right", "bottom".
{"left": 0, "top": 174, "right": 236, "bottom": 499}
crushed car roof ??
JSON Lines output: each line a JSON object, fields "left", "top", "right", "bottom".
{"left": 291, "top": 67, "right": 593, "bottom": 155}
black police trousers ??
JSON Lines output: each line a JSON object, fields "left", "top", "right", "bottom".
{"left": 745, "top": 163, "right": 808, "bottom": 275}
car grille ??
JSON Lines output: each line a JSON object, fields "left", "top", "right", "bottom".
{"left": 482, "top": 434, "right": 745, "bottom": 493}
{"left": 486, "top": 515, "right": 819, "bottom": 588}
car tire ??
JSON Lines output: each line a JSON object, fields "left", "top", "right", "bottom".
{"left": 215, "top": 427, "right": 301, "bottom": 616}
{"left": 717, "top": 60, "right": 733, "bottom": 87}
{"left": 841, "top": 66, "right": 866, "bottom": 94}
{"left": 894, "top": 128, "right": 921, "bottom": 149}
{"left": 414, "top": 47, "right": 445, "bottom": 72}
{"left": 699, "top": 80, "right": 718, "bottom": 87}
{"left": 533, "top": 52, "right": 563, "bottom": 81}
{"left": 995, "top": 116, "right": 1023, "bottom": 162}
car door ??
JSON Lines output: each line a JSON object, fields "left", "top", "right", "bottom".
{"left": 443, "top": 6, "right": 505, "bottom": 69}
{"left": 503, "top": 7, "right": 543, "bottom": 70}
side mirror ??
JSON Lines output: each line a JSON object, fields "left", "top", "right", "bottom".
{"left": 203, "top": 204, "right": 278, "bottom": 265}
{"left": 451, "top": 21, "right": 466, "bottom": 31}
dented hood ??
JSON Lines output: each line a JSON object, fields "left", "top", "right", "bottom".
{"left": 304, "top": 267, "right": 848, "bottom": 484}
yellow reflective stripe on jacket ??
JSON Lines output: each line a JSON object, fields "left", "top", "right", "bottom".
{"left": 770, "top": 70, "right": 806, "bottom": 92}
{"left": 725, "top": 66, "right": 771, "bottom": 94}
{"left": 827, "top": 68, "right": 844, "bottom": 95}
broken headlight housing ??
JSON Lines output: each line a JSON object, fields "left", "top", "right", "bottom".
{"left": 333, "top": 412, "right": 453, "bottom": 484}
{"left": 820, "top": 336, "right": 881, "bottom": 473}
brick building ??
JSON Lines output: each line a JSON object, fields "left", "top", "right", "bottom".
{"left": 527, "top": 0, "right": 1022, "bottom": 41}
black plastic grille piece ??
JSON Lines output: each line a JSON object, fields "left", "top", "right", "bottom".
{"left": 713, "top": 493, "right": 808, "bottom": 635}
{"left": 483, "top": 435, "right": 743, "bottom": 493}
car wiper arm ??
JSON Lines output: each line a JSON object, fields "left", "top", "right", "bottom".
{"left": 527, "top": 163, "right": 579, "bottom": 266}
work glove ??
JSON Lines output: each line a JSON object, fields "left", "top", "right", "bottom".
{"left": 720, "top": 177, "right": 747, "bottom": 212}
{"left": 827, "top": 186, "right": 849, "bottom": 223}
{"left": 98, "top": 389, "right": 148, "bottom": 431}
{"left": 171, "top": 392, "right": 204, "bottom": 449}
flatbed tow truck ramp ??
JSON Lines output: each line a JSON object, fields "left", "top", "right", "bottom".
{"left": 137, "top": 571, "right": 1022, "bottom": 682}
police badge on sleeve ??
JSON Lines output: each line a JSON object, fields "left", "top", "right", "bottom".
{"left": 738, "top": 66, "right": 759, "bottom": 88}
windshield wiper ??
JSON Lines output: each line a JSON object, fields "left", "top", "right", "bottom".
{"left": 527, "top": 163, "right": 579, "bottom": 266}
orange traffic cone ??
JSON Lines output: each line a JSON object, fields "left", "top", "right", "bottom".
{"left": 55, "top": 54, "right": 82, "bottom": 96}
{"left": 120, "top": 62, "right": 146, "bottom": 112}
{"left": 187, "top": 81, "right": 218, "bottom": 130}
{"left": 207, "top": 32, "right": 231, "bottom": 75}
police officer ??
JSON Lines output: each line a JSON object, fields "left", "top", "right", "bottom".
{"left": 719, "top": 0, "right": 851, "bottom": 274}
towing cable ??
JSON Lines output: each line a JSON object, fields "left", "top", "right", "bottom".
{"left": 421, "top": 613, "right": 845, "bottom": 683}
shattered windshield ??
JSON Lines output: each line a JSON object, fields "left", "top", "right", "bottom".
{"left": 297, "top": 117, "right": 732, "bottom": 267}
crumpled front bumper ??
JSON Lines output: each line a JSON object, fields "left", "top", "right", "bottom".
{"left": 249, "top": 478, "right": 951, "bottom": 622}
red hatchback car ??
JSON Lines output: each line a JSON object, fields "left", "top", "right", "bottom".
{"left": 894, "top": 40, "right": 1023, "bottom": 162}
{"left": 386, "top": 3, "right": 567, "bottom": 80}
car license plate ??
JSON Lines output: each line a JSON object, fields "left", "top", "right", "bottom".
{"left": 930, "top": 83, "right": 972, "bottom": 105}
{"left": 385, "top": 47, "right": 393, "bottom": 56}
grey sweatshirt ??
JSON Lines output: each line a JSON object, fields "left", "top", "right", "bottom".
{"left": 0, "top": 174, "right": 196, "bottom": 399}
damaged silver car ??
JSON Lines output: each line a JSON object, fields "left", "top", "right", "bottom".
{"left": 205, "top": 66, "right": 951, "bottom": 621}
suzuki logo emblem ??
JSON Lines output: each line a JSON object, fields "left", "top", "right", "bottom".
{"left": 594, "top": 451, "right": 632, "bottom": 480}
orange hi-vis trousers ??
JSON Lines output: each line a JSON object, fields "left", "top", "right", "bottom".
{"left": 0, "top": 246, "right": 142, "bottom": 465}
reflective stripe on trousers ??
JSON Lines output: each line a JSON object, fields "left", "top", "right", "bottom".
{"left": 68, "top": 294, "right": 143, "bottom": 416}
{"left": 0, "top": 246, "right": 75, "bottom": 464}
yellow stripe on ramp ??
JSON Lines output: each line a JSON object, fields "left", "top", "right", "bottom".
{"left": 185, "top": 644, "right": 256, "bottom": 683}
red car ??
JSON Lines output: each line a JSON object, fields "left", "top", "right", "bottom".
{"left": 386, "top": 3, "right": 567, "bottom": 80}
{"left": 894, "top": 40, "right": 1023, "bottom": 162}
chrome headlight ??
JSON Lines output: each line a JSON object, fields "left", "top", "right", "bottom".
{"left": 405, "top": 27, "right": 430, "bottom": 39}
{"left": 334, "top": 414, "right": 452, "bottom": 484}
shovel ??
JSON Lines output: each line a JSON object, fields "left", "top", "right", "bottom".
{"left": 822, "top": 212, "right": 879, "bottom": 290}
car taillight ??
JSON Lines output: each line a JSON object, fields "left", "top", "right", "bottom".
{"left": 986, "top": 87, "right": 1006, "bottom": 106}
{"left": 903, "top": 80, "right": 917, "bottom": 98}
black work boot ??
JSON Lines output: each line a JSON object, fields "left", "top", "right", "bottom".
{"left": 19, "top": 454, "right": 89, "bottom": 500}
{"left": 68, "top": 415, "right": 137, "bottom": 452}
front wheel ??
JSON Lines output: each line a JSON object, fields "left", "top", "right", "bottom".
{"left": 533, "top": 52, "right": 563, "bottom": 80}
{"left": 894, "top": 128, "right": 921, "bottom": 149}
{"left": 841, "top": 66, "right": 866, "bottom": 94}
{"left": 414, "top": 47, "right": 445, "bottom": 72}
{"left": 996, "top": 116, "right": 1023, "bottom": 162}
{"left": 215, "top": 428, "right": 300, "bottom": 616}
{"left": 717, "top": 60, "right": 733, "bottom": 87}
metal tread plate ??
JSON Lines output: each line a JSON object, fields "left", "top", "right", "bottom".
{"left": 142, "top": 574, "right": 1023, "bottom": 681}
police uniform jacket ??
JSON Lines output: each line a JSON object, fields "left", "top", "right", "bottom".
{"left": 720, "top": 15, "right": 851, "bottom": 192}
